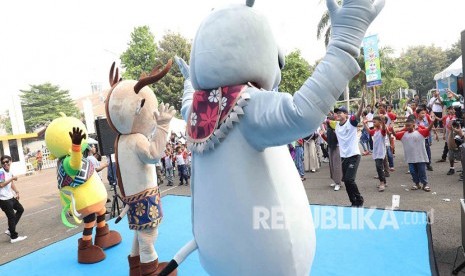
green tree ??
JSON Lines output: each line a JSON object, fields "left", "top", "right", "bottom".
{"left": 152, "top": 31, "right": 192, "bottom": 111}
{"left": 444, "top": 39, "right": 462, "bottom": 64}
{"left": 20, "top": 83, "right": 79, "bottom": 132}
{"left": 371, "top": 47, "right": 408, "bottom": 102}
{"left": 120, "top": 28, "right": 191, "bottom": 112}
{"left": 398, "top": 45, "right": 448, "bottom": 98}
{"left": 279, "top": 50, "right": 314, "bottom": 95}
{"left": 120, "top": 26, "right": 158, "bottom": 80}
{"left": 0, "top": 112, "right": 12, "bottom": 134}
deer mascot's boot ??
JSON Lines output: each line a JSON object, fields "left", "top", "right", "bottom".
{"left": 128, "top": 255, "right": 141, "bottom": 276}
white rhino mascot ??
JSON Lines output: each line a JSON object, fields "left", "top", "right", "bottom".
{"left": 160, "top": 0, "right": 384, "bottom": 275}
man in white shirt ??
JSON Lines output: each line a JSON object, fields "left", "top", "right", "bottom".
{"left": 428, "top": 90, "right": 443, "bottom": 128}
{"left": 0, "top": 155, "right": 27, "bottom": 243}
{"left": 333, "top": 93, "right": 366, "bottom": 207}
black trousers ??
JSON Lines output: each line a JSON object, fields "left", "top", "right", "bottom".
{"left": 433, "top": 112, "right": 443, "bottom": 128}
{"left": 0, "top": 197, "right": 24, "bottom": 239}
{"left": 375, "top": 158, "right": 386, "bottom": 183}
{"left": 442, "top": 142, "right": 449, "bottom": 160}
{"left": 341, "top": 155, "right": 363, "bottom": 206}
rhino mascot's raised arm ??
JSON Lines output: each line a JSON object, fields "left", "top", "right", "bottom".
{"left": 161, "top": 0, "right": 384, "bottom": 275}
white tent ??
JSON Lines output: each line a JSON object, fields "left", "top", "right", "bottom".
{"left": 434, "top": 56, "right": 462, "bottom": 81}
{"left": 168, "top": 117, "right": 186, "bottom": 137}
{"left": 434, "top": 56, "right": 462, "bottom": 93}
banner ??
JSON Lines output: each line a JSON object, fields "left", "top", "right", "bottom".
{"left": 363, "top": 35, "right": 382, "bottom": 87}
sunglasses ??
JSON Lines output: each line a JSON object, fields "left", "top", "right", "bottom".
{"left": 2, "top": 160, "right": 10, "bottom": 165}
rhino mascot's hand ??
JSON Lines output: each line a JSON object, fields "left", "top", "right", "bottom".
{"left": 175, "top": 56, "right": 190, "bottom": 79}
{"left": 327, "top": 0, "right": 385, "bottom": 57}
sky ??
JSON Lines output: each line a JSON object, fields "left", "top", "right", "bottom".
{"left": 1, "top": 0, "right": 464, "bottom": 113}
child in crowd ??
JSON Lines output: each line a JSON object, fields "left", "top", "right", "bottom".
{"left": 163, "top": 149, "right": 174, "bottom": 186}
{"left": 363, "top": 116, "right": 387, "bottom": 192}
{"left": 392, "top": 115, "right": 436, "bottom": 192}
{"left": 415, "top": 107, "right": 434, "bottom": 171}
{"left": 175, "top": 146, "right": 189, "bottom": 186}
{"left": 359, "top": 111, "right": 371, "bottom": 156}
{"left": 294, "top": 139, "right": 305, "bottom": 181}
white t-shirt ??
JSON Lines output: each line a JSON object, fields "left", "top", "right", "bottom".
{"left": 428, "top": 97, "right": 443, "bottom": 113}
{"left": 335, "top": 116, "right": 361, "bottom": 158}
{"left": 175, "top": 154, "right": 185, "bottom": 166}
{"left": 397, "top": 129, "right": 429, "bottom": 163}
{"left": 405, "top": 106, "right": 413, "bottom": 117}
{"left": 164, "top": 155, "right": 173, "bottom": 169}
{"left": 366, "top": 112, "right": 374, "bottom": 128}
{"left": 0, "top": 168, "right": 15, "bottom": 200}
{"left": 370, "top": 128, "right": 387, "bottom": 159}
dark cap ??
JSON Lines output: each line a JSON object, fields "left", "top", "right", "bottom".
{"left": 405, "top": 114, "right": 416, "bottom": 123}
{"left": 334, "top": 106, "right": 348, "bottom": 114}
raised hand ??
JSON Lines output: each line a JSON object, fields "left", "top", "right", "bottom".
{"left": 69, "top": 127, "right": 86, "bottom": 145}
{"left": 154, "top": 103, "right": 176, "bottom": 131}
{"left": 174, "top": 56, "right": 190, "bottom": 79}
{"left": 326, "top": 0, "right": 385, "bottom": 56}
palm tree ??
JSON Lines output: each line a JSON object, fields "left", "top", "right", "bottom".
{"left": 316, "top": 0, "right": 342, "bottom": 47}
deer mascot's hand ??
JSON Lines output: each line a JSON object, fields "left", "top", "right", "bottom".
{"left": 155, "top": 103, "right": 176, "bottom": 133}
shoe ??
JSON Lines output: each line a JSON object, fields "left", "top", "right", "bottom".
{"left": 389, "top": 168, "right": 395, "bottom": 172}
{"left": 334, "top": 184, "right": 341, "bottom": 191}
{"left": 378, "top": 184, "right": 385, "bottom": 192}
{"left": 447, "top": 169, "right": 455, "bottom": 175}
{"left": 310, "top": 169, "right": 316, "bottom": 173}
{"left": 411, "top": 184, "right": 422, "bottom": 190}
{"left": 427, "top": 165, "right": 433, "bottom": 171}
{"left": 4, "top": 230, "right": 10, "bottom": 236}
{"left": 422, "top": 185, "right": 431, "bottom": 192}
{"left": 436, "top": 159, "right": 446, "bottom": 163}
{"left": 385, "top": 173, "right": 390, "bottom": 177}
{"left": 322, "top": 158, "right": 329, "bottom": 163}
{"left": 329, "top": 183, "right": 336, "bottom": 187}
{"left": 11, "top": 236, "right": 27, "bottom": 243}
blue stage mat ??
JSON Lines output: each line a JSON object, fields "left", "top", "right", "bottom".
{"left": 0, "top": 195, "right": 435, "bottom": 275}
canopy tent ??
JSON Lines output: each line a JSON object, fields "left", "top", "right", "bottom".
{"left": 434, "top": 56, "right": 463, "bottom": 95}
{"left": 168, "top": 117, "right": 186, "bottom": 137}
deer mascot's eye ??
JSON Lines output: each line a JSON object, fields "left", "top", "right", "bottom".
{"left": 135, "top": 98, "right": 146, "bottom": 115}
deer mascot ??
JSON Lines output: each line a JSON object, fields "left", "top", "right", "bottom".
{"left": 105, "top": 60, "right": 177, "bottom": 276}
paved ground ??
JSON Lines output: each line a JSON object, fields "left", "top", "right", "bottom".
{"left": 1, "top": 141, "right": 465, "bottom": 275}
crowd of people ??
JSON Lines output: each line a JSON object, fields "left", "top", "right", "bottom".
{"left": 157, "top": 132, "right": 192, "bottom": 187}
{"left": 2, "top": 89, "right": 463, "bottom": 243}
{"left": 289, "top": 89, "right": 465, "bottom": 207}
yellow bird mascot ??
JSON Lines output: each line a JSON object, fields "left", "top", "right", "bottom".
{"left": 45, "top": 114, "right": 122, "bottom": 263}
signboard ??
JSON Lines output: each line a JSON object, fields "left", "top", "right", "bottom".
{"left": 363, "top": 35, "right": 382, "bottom": 87}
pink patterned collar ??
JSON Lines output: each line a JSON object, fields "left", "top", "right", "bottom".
{"left": 187, "top": 84, "right": 250, "bottom": 153}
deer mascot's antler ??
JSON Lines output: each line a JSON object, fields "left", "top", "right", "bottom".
{"left": 134, "top": 59, "right": 173, "bottom": 94}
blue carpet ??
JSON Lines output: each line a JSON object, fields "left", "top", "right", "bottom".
{"left": 0, "top": 195, "right": 434, "bottom": 275}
